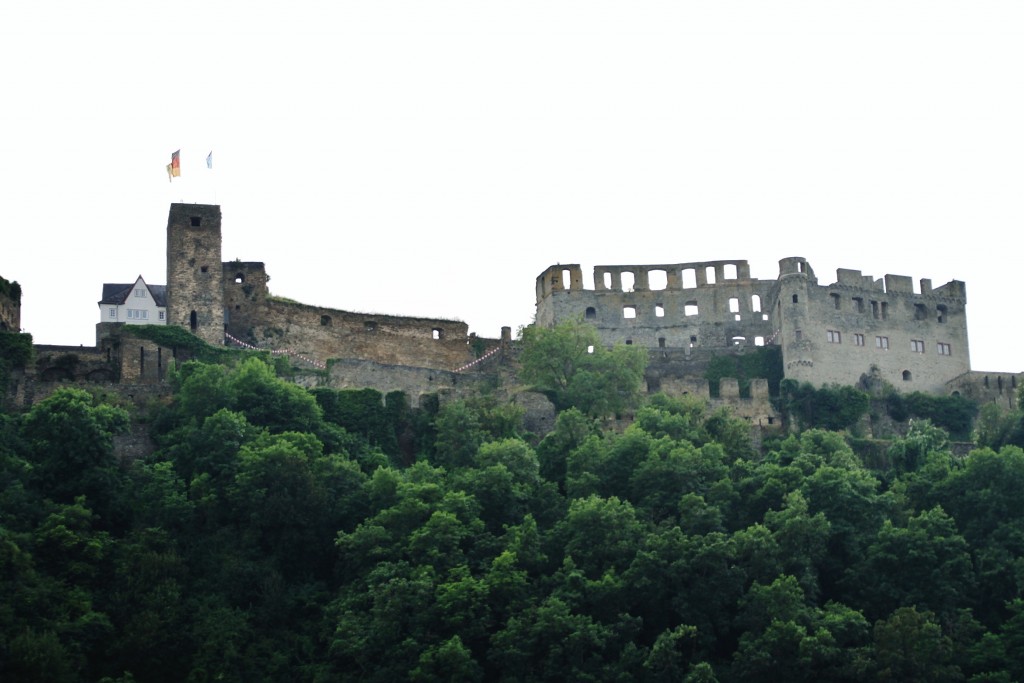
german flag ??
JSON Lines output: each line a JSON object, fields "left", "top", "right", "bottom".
{"left": 167, "top": 150, "right": 181, "bottom": 181}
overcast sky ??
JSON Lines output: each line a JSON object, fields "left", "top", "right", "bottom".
{"left": 2, "top": 1, "right": 1021, "bottom": 373}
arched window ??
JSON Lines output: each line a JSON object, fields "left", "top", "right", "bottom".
{"left": 585, "top": 307, "right": 597, "bottom": 320}
{"left": 902, "top": 370, "right": 912, "bottom": 382}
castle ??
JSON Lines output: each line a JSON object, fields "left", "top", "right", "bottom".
{"left": 3, "top": 203, "right": 1021, "bottom": 423}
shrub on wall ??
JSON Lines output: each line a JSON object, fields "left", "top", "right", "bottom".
{"left": 779, "top": 380, "right": 870, "bottom": 431}
{"left": 886, "top": 391, "right": 978, "bottom": 441}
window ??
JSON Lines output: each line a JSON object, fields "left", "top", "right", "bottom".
{"left": 827, "top": 330, "right": 841, "bottom": 343}
{"left": 655, "top": 304, "right": 664, "bottom": 318}
{"left": 158, "top": 311, "right": 165, "bottom": 321}
{"left": 109, "top": 307, "right": 117, "bottom": 319}
{"left": 854, "top": 333, "right": 865, "bottom": 346}
{"left": 792, "top": 294, "right": 799, "bottom": 303}
{"left": 134, "top": 288, "right": 146, "bottom": 298}
{"left": 875, "top": 336, "right": 889, "bottom": 350}
{"left": 911, "top": 339, "right": 925, "bottom": 353}
{"left": 903, "top": 370, "right": 913, "bottom": 382}
{"left": 937, "top": 305, "right": 947, "bottom": 323}
{"left": 937, "top": 342, "right": 952, "bottom": 356}
{"left": 127, "top": 309, "right": 148, "bottom": 320}
{"left": 585, "top": 306, "right": 597, "bottom": 320}
{"left": 853, "top": 297, "right": 864, "bottom": 313}
{"left": 432, "top": 328, "right": 443, "bottom": 340}
{"left": 914, "top": 303, "right": 928, "bottom": 320}
{"left": 684, "top": 302, "right": 698, "bottom": 317}
{"left": 795, "top": 329, "right": 803, "bottom": 342}
{"left": 830, "top": 293, "right": 841, "bottom": 309}
{"left": 623, "top": 306, "right": 636, "bottom": 319}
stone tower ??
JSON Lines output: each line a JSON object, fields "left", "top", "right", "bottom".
{"left": 166, "top": 203, "right": 224, "bottom": 345}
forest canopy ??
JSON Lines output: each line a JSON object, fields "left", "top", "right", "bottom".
{"left": 1, "top": 350, "right": 1023, "bottom": 682}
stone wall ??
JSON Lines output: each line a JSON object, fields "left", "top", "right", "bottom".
{"left": 0, "top": 276, "right": 20, "bottom": 332}
{"left": 166, "top": 203, "right": 224, "bottom": 346}
{"left": 946, "top": 371, "right": 1022, "bottom": 411}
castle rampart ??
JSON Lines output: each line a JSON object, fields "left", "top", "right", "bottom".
{"left": 538, "top": 256, "right": 971, "bottom": 395}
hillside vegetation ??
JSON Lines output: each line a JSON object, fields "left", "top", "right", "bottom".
{"left": 2, "top": 325, "right": 1024, "bottom": 681}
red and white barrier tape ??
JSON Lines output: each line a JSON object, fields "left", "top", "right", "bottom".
{"left": 224, "top": 332, "right": 327, "bottom": 369}
{"left": 454, "top": 345, "right": 501, "bottom": 373}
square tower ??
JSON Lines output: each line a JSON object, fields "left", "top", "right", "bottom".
{"left": 166, "top": 204, "right": 224, "bottom": 345}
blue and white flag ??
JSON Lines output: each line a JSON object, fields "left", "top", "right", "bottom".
{"left": 206, "top": 151, "right": 213, "bottom": 169}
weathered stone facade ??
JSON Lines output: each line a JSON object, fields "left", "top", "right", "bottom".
{"left": 537, "top": 256, "right": 971, "bottom": 395}
{"left": 0, "top": 276, "right": 21, "bottom": 332}
{"left": 166, "top": 204, "right": 225, "bottom": 346}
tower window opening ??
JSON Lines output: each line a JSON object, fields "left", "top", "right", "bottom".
{"left": 585, "top": 306, "right": 597, "bottom": 320}
{"left": 190, "top": 216, "right": 202, "bottom": 227}
{"left": 235, "top": 273, "right": 245, "bottom": 284}
{"left": 189, "top": 310, "right": 197, "bottom": 331}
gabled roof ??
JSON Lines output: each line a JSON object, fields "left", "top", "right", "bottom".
{"left": 98, "top": 276, "right": 167, "bottom": 307}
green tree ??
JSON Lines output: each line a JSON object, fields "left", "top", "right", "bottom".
{"left": 519, "top": 319, "right": 647, "bottom": 417}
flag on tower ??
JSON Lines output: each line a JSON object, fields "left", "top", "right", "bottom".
{"left": 168, "top": 150, "right": 181, "bottom": 180}
{"left": 206, "top": 151, "right": 213, "bottom": 169}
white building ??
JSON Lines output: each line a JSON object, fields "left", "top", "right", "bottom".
{"left": 98, "top": 275, "right": 167, "bottom": 325}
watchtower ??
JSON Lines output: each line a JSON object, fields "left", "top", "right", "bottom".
{"left": 166, "top": 203, "right": 224, "bottom": 345}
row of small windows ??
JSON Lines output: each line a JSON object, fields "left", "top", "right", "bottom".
{"left": 821, "top": 329, "right": 950, "bottom": 354}
{"left": 110, "top": 307, "right": 164, "bottom": 321}
{"left": 591, "top": 295, "right": 769, "bottom": 321}
{"left": 825, "top": 293, "right": 949, "bottom": 323}
{"left": 591, "top": 264, "right": 746, "bottom": 292}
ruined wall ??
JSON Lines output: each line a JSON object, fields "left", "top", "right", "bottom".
{"left": 166, "top": 203, "right": 224, "bottom": 345}
{"left": 774, "top": 257, "right": 970, "bottom": 393}
{"left": 224, "top": 260, "right": 477, "bottom": 371}
{"left": 946, "top": 371, "right": 1022, "bottom": 411}
{"left": 536, "top": 261, "right": 776, "bottom": 350}
{"left": 0, "top": 276, "right": 20, "bottom": 332}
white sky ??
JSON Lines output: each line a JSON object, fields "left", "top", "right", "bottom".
{"left": 1, "top": 1, "right": 1021, "bottom": 372}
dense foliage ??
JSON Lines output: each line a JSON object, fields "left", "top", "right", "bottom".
{"left": 1, "top": 353, "right": 1023, "bottom": 681}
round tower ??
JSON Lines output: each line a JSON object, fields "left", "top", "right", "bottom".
{"left": 166, "top": 203, "right": 224, "bottom": 345}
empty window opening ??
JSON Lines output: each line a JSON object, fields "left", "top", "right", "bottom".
{"left": 792, "top": 294, "right": 799, "bottom": 304}
{"left": 140, "top": 347, "right": 145, "bottom": 373}
{"left": 189, "top": 310, "right": 197, "bottom": 331}
{"left": 705, "top": 266, "right": 717, "bottom": 284}
{"left": 234, "top": 273, "right": 245, "bottom": 284}
{"left": 767, "top": 416, "right": 775, "bottom": 425}
{"left": 827, "top": 330, "right": 841, "bottom": 343}
{"left": 158, "top": 347, "right": 162, "bottom": 371}
{"left": 621, "top": 271, "right": 635, "bottom": 292}
{"left": 881, "top": 302, "right": 888, "bottom": 319}
{"left": 585, "top": 307, "right": 597, "bottom": 320}
{"left": 432, "top": 328, "right": 443, "bottom": 340}
{"left": 655, "top": 304, "right": 665, "bottom": 318}
{"left": 682, "top": 268, "right": 697, "bottom": 289}
{"left": 797, "top": 261, "right": 806, "bottom": 273}
{"left": 751, "top": 295, "right": 762, "bottom": 312}
{"left": 689, "top": 335, "right": 697, "bottom": 348}
{"left": 190, "top": 216, "right": 202, "bottom": 227}
{"left": 911, "top": 339, "right": 925, "bottom": 353}
{"left": 984, "top": 376, "right": 989, "bottom": 388}
{"left": 623, "top": 305, "right": 637, "bottom": 319}
{"left": 795, "top": 329, "right": 803, "bottom": 342}
{"left": 365, "top": 321, "right": 377, "bottom": 332}
{"left": 728, "top": 297, "right": 740, "bottom": 313}
{"left": 937, "top": 305, "right": 947, "bottom": 323}
{"left": 754, "top": 336, "right": 765, "bottom": 346}
{"left": 625, "top": 339, "right": 633, "bottom": 345}
{"left": 830, "top": 293, "right": 841, "bottom": 309}
{"left": 321, "top": 315, "right": 332, "bottom": 327}
{"left": 871, "top": 301, "right": 880, "bottom": 319}
{"left": 914, "top": 303, "right": 928, "bottom": 320}
{"left": 723, "top": 263, "right": 738, "bottom": 280}
{"left": 937, "top": 342, "right": 951, "bottom": 356}
{"left": 587, "top": 345, "right": 595, "bottom": 354}
{"left": 903, "top": 370, "right": 912, "bottom": 382}
{"left": 603, "top": 272, "right": 613, "bottom": 289}
{"left": 854, "top": 333, "right": 865, "bottom": 346}
{"left": 684, "top": 302, "right": 699, "bottom": 317}
{"left": 875, "top": 335, "right": 889, "bottom": 350}
{"left": 853, "top": 297, "right": 865, "bottom": 313}
{"left": 731, "top": 336, "right": 746, "bottom": 346}
{"left": 658, "top": 337, "right": 666, "bottom": 348}
{"left": 200, "top": 265, "right": 209, "bottom": 273}
{"left": 648, "top": 269, "right": 668, "bottom": 290}
{"left": 762, "top": 314, "right": 769, "bottom": 321}
{"left": 561, "top": 269, "right": 571, "bottom": 289}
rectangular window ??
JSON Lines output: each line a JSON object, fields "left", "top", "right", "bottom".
{"left": 875, "top": 336, "right": 889, "bottom": 350}
{"left": 911, "top": 339, "right": 925, "bottom": 353}
{"left": 854, "top": 333, "right": 865, "bottom": 346}
{"left": 108, "top": 307, "right": 116, "bottom": 319}
{"left": 827, "top": 330, "right": 841, "bottom": 343}
{"left": 158, "top": 311, "right": 165, "bottom": 321}
{"left": 142, "top": 310, "right": 149, "bottom": 320}
{"left": 853, "top": 297, "right": 864, "bottom": 313}
{"left": 937, "top": 342, "right": 951, "bottom": 356}
{"left": 795, "top": 329, "right": 803, "bottom": 342}
{"left": 134, "top": 288, "right": 146, "bottom": 298}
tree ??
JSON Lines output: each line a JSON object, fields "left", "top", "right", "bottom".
{"left": 519, "top": 319, "right": 647, "bottom": 417}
